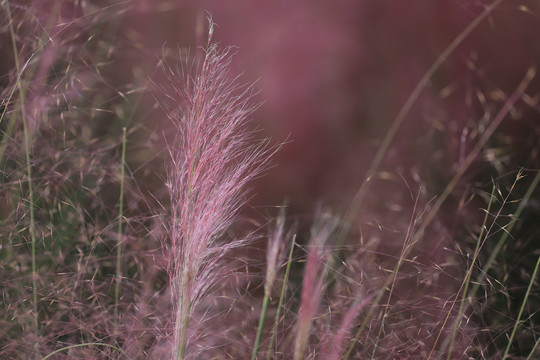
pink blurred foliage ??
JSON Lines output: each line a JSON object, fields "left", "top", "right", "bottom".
{"left": 183, "top": 0, "right": 540, "bottom": 214}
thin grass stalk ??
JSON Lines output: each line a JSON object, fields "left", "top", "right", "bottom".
{"left": 5, "top": 2, "right": 39, "bottom": 357}
{"left": 252, "top": 294, "right": 270, "bottom": 360}
{"left": 344, "top": 67, "right": 535, "bottom": 360}
{"left": 433, "top": 172, "right": 524, "bottom": 357}
{"left": 175, "top": 96, "right": 198, "bottom": 360}
{"left": 370, "top": 191, "right": 421, "bottom": 359}
{"left": 252, "top": 213, "right": 286, "bottom": 360}
{"left": 176, "top": 300, "right": 191, "bottom": 360}
{"left": 266, "top": 234, "right": 296, "bottom": 360}
{"left": 24, "top": 95, "right": 38, "bottom": 360}
{"left": 26, "top": 124, "right": 38, "bottom": 358}
{"left": 526, "top": 336, "right": 540, "bottom": 360}
{"left": 114, "top": 126, "right": 127, "bottom": 321}
{"left": 502, "top": 254, "right": 540, "bottom": 359}
{"left": 445, "top": 185, "right": 496, "bottom": 359}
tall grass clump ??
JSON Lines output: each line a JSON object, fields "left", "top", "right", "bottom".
{"left": 155, "top": 20, "right": 276, "bottom": 359}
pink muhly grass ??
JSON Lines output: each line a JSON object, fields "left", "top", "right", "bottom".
{"left": 294, "top": 210, "right": 338, "bottom": 360}
{"left": 156, "top": 20, "right": 276, "bottom": 359}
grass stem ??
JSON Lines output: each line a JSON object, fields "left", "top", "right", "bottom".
{"left": 526, "top": 336, "right": 540, "bottom": 360}
{"left": 114, "top": 127, "right": 127, "bottom": 321}
{"left": 252, "top": 292, "right": 271, "bottom": 360}
{"left": 445, "top": 185, "right": 496, "bottom": 359}
{"left": 5, "top": 1, "right": 39, "bottom": 357}
{"left": 177, "top": 301, "right": 192, "bottom": 360}
{"left": 266, "top": 235, "right": 296, "bottom": 360}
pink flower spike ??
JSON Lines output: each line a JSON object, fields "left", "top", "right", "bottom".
{"left": 154, "top": 18, "right": 279, "bottom": 359}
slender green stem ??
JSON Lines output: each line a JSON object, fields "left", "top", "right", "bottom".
{"left": 27, "top": 120, "right": 38, "bottom": 358}
{"left": 252, "top": 292, "right": 271, "bottom": 360}
{"left": 371, "top": 195, "right": 420, "bottom": 359}
{"left": 526, "top": 336, "right": 540, "bottom": 360}
{"left": 114, "top": 127, "right": 127, "bottom": 321}
{"left": 266, "top": 235, "right": 296, "bottom": 360}
{"left": 502, "top": 254, "right": 540, "bottom": 359}
{"left": 177, "top": 300, "right": 192, "bottom": 360}
{"left": 254, "top": 213, "right": 289, "bottom": 360}
{"left": 40, "top": 342, "right": 132, "bottom": 360}
{"left": 5, "top": 1, "right": 39, "bottom": 357}
{"left": 176, "top": 166, "right": 194, "bottom": 359}
{"left": 445, "top": 186, "right": 496, "bottom": 359}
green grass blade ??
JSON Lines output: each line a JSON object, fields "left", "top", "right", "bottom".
{"left": 526, "top": 336, "right": 540, "bottom": 360}
{"left": 252, "top": 293, "right": 271, "bottom": 360}
{"left": 445, "top": 185, "right": 496, "bottom": 359}
{"left": 266, "top": 234, "right": 296, "bottom": 360}
{"left": 114, "top": 126, "right": 128, "bottom": 321}
{"left": 5, "top": 1, "right": 38, "bottom": 357}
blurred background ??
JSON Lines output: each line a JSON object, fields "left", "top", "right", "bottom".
{"left": 93, "top": 0, "right": 540, "bottom": 252}
{"left": 114, "top": 0, "right": 540, "bottom": 214}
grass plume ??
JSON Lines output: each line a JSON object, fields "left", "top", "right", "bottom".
{"left": 156, "top": 19, "right": 276, "bottom": 359}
